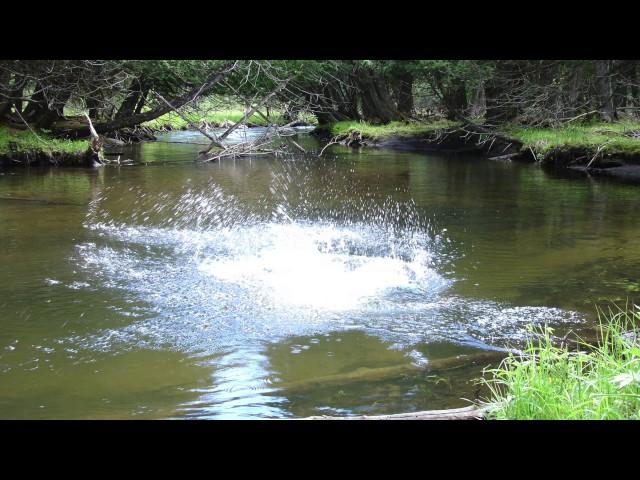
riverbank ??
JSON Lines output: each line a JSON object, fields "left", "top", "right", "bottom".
{"left": 4, "top": 117, "right": 640, "bottom": 179}
{"left": 0, "top": 126, "right": 92, "bottom": 167}
{"left": 307, "top": 305, "right": 640, "bottom": 420}
{"left": 323, "top": 119, "right": 640, "bottom": 181}
{"left": 481, "top": 305, "right": 640, "bottom": 420}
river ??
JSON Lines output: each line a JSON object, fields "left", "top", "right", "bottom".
{"left": 1, "top": 127, "right": 639, "bottom": 419}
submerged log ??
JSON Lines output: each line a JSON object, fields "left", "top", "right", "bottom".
{"left": 488, "top": 153, "right": 519, "bottom": 162}
{"left": 304, "top": 405, "right": 488, "bottom": 420}
{"left": 275, "top": 351, "right": 506, "bottom": 394}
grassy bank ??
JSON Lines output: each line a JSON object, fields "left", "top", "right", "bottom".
{"left": 323, "top": 120, "right": 640, "bottom": 170}
{"left": 328, "top": 119, "right": 460, "bottom": 141}
{"left": 481, "top": 305, "right": 640, "bottom": 419}
{"left": 0, "top": 126, "right": 88, "bottom": 156}
{"left": 505, "top": 121, "right": 640, "bottom": 160}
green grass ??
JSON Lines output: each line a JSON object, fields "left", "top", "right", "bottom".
{"left": 142, "top": 94, "right": 318, "bottom": 131}
{"left": 481, "top": 304, "right": 640, "bottom": 420}
{"left": 0, "top": 126, "right": 88, "bottom": 156}
{"left": 144, "top": 109, "right": 291, "bottom": 130}
{"left": 504, "top": 120, "right": 640, "bottom": 158}
{"left": 329, "top": 119, "right": 460, "bottom": 141}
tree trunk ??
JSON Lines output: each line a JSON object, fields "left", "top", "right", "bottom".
{"left": 21, "top": 79, "right": 71, "bottom": 128}
{"left": 311, "top": 86, "right": 357, "bottom": 125}
{"left": 358, "top": 68, "right": 401, "bottom": 124}
{"left": 33, "top": 89, "right": 71, "bottom": 129}
{"left": 484, "top": 80, "right": 518, "bottom": 124}
{"left": 0, "top": 69, "right": 13, "bottom": 119}
{"left": 314, "top": 109, "right": 351, "bottom": 124}
{"left": 394, "top": 71, "right": 414, "bottom": 116}
{"left": 594, "top": 60, "right": 617, "bottom": 122}
{"left": 614, "top": 60, "right": 637, "bottom": 114}
{"left": 115, "top": 90, "right": 141, "bottom": 119}
{"left": 469, "top": 82, "right": 486, "bottom": 118}
{"left": 117, "top": 78, "right": 150, "bottom": 119}
{"left": 568, "top": 63, "right": 584, "bottom": 109}
{"left": 22, "top": 83, "right": 48, "bottom": 121}
{"left": 633, "top": 64, "right": 640, "bottom": 113}
{"left": 482, "top": 61, "right": 522, "bottom": 124}
{"left": 133, "top": 87, "right": 149, "bottom": 115}
{"left": 333, "top": 83, "right": 360, "bottom": 121}
{"left": 12, "top": 84, "right": 24, "bottom": 115}
{"left": 86, "top": 97, "right": 99, "bottom": 120}
{"left": 443, "top": 80, "right": 467, "bottom": 120}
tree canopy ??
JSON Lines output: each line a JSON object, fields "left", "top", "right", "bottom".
{"left": 1, "top": 59, "right": 638, "bottom": 137}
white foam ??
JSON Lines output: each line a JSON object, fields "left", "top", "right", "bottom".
{"left": 198, "top": 223, "right": 437, "bottom": 311}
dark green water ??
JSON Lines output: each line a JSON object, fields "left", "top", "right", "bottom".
{"left": 1, "top": 128, "right": 639, "bottom": 419}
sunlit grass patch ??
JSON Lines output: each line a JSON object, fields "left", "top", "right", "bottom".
{"left": 144, "top": 109, "right": 291, "bottom": 130}
{"left": 0, "top": 126, "right": 88, "bottom": 155}
{"left": 329, "top": 120, "right": 460, "bottom": 141}
{"left": 481, "top": 304, "right": 640, "bottom": 420}
{"left": 505, "top": 121, "right": 640, "bottom": 157}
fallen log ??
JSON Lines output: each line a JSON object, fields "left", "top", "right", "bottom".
{"left": 303, "top": 405, "right": 488, "bottom": 420}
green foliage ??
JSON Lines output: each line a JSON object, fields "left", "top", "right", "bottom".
{"left": 120, "top": 60, "right": 228, "bottom": 97}
{"left": 0, "top": 126, "right": 88, "bottom": 155}
{"left": 482, "top": 305, "right": 640, "bottom": 420}
{"left": 414, "top": 60, "right": 492, "bottom": 88}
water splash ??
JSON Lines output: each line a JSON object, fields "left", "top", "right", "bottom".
{"left": 73, "top": 162, "right": 583, "bottom": 357}
{"left": 198, "top": 222, "right": 441, "bottom": 311}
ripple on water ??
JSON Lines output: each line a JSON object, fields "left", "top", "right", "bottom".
{"left": 71, "top": 216, "right": 583, "bottom": 357}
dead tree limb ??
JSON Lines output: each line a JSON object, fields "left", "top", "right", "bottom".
{"left": 84, "top": 113, "right": 104, "bottom": 164}
{"left": 290, "top": 139, "right": 306, "bottom": 153}
{"left": 200, "top": 80, "right": 289, "bottom": 155}
{"left": 452, "top": 114, "right": 523, "bottom": 149}
{"left": 319, "top": 135, "right": 341, "bottom": 157}
{"left": 586, "top": 139, "right": 614, "bottom": 169}
{"left": 153, "top": 91, "right": 224, "bottom": 148}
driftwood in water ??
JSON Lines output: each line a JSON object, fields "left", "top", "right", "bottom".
{"left": 251, "top": 109, "right": 306, "bottom": 153}
{"left": 275, "top": 351, "right": 505, "bottom": 394}
{"left": 200, "top": 81, "right": 289, "bottom": 156}
{"left": 304, "top": 405, "right": 487, "bottom": 420}
{"left": 447, "top": 115, "right": 523, "bottom": 155}
{"left": 199, "top": 131, "right": 279, "bottom": 162}
{"left": 154, "top": 91, "right": 224, "bottom": 149}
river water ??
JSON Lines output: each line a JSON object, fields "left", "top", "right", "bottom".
{"left": 1, "top": 127, "right": 639, "bottom": 419}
